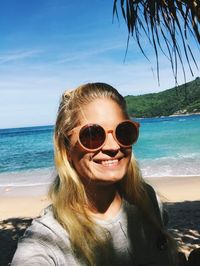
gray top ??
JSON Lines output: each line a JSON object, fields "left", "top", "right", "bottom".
{"left": 11, "top": 199, "right": 173, "bottom": 266}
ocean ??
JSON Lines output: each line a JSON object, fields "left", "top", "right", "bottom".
{"left": 0, "top": 115, "right": 200, "bottom": 187}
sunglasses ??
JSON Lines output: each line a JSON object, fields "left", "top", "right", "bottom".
{"left": 69, "top": 120, "right": 140, "bottom": 151}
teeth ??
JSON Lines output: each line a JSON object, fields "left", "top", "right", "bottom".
{"left": 101, "top": 159, "right": 118, "bottom": 166}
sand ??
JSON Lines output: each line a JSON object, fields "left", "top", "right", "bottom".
{"left": 145, "top": 175, "right": 200, "bottom": 202}
{"left": 0, "top": 175, "right": 200, "bottom": 265}
{"left": 0, "top": 184, "right": 50, "bottom": 220}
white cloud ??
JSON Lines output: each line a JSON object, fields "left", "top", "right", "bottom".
{"left": 0, "top": 50, "right": 42, "bottom": 64}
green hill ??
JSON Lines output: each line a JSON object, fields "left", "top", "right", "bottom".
{"left": 125, "top": 77, "right": 200, "bottom": 118}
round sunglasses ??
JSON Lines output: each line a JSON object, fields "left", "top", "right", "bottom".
{"left": 69, "top": 120, "right": 140, "bottom": 151}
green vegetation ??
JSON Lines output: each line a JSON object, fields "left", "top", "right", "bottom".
{"left": 125, "top": 77, "right": 200, "bottom": 118}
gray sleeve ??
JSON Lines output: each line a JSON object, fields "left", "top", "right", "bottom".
{"left": 11, "top": 241, "right": 56, "bottom": 266}
{"left": 11, "top": 208, "right": 80, "bottom": 266}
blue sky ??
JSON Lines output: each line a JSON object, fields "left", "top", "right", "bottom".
{"left": 0, "top": 0, "right": 199, "bottom": 129}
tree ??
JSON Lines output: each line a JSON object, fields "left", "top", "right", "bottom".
{"left": 113, "top": 0, "right": 200, "bottom": 84}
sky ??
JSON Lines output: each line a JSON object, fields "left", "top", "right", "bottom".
{"left": 0, "top": 0, "right": 199, "bottom": 129}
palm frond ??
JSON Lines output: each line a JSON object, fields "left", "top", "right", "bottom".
{"left": 113, "top": 0, "right": 200, "bottom": 84}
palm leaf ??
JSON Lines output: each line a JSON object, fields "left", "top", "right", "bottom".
{"left": 113, "top": 0, "right": 200, "bottom": 83}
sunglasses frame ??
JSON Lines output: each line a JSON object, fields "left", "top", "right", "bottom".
{"left": 70, "top": 120, "right": 140, "bottom": 152}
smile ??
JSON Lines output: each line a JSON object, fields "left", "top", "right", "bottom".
{"left": 94, "top": 158, "right": 120, "bottom": 166}
{"left": 101, "top": 159, "right": 119, "bottom": 166}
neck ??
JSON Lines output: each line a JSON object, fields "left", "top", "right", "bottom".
{"left": 83, "top": 182, "right": 122, "bottom": 220}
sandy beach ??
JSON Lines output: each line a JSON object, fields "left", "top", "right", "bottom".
{"left": 146, "top": 176, "right": 200, "bottom": 258}
{"left": 0, "top": 175, "right": 200, "bottom": 265}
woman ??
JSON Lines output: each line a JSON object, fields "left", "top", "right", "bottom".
{"left": 12, "top": 82, "right": 177, "bottom": 265}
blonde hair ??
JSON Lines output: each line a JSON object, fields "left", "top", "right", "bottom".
{"left": 49, "top": 83, "right": 176, "bottom": 265}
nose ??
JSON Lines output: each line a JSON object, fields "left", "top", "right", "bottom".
{"left": 101, "top": 132, "right": 120, "bottom": 151}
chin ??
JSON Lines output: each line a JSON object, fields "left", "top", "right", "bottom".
{"left": 92, "top": 170, "right": 126, "bottom": 184}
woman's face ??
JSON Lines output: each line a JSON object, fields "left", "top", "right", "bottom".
{"left": 68, "top": 98, "right": 132, "bottom": 185}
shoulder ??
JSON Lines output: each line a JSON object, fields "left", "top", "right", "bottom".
{"left": 23, "top": 205, "right": 69, "bottom": 244}
{"left": 11, "top": 205, "right": 71, "bottom": 266}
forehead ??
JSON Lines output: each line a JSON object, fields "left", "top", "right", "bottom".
{"left": 78, "top": 98, "right": 126, "bottom": 127}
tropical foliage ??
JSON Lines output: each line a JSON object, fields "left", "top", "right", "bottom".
{"left": 113, "top": 0, "right": 200, "bottom": 83}
{"left": 125, "top": 77, "right": 200, "bottom": 117}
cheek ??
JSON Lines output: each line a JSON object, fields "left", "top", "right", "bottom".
{"left": 122, "top": 147, "right": 132, "bottom": 159}
{"left": 70, "top": 145, "right": 92, "bottom": 171}
{"left": 69, "top": 139, "right": 84, "bottom": 161}
{"left": 123, "top": 149, "right": 132, "bottom": 170}
{"left": 73, "top": 155, "right": 95, "bottom": 181}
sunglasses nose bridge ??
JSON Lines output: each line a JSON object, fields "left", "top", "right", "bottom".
{"left": 102, "top": 129, "right": 120, "bottom": 150}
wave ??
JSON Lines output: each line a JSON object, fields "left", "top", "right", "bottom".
{"left": 0, "top": 167, "right": 56, "bottom": 187}
{"left": 139, "top": 156, "right": 200, "bottom": 177}
{"left": 0, "top": 181, "right": 51, "bottom": 188}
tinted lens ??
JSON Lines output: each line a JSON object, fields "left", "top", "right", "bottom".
{"left": 79, "top": 124, "right": 106, "bottom": 150}
{"left": 116, "top": 121, "right": 138, "bottom": 146}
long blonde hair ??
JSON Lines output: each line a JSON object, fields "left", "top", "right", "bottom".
{"left": 49, "top": 83, "right": 176, "bottom": 265}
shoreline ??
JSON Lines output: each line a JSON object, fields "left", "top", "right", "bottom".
{"left": 169, "top": 112, "right": 200, "bottom": 117}
{"left": 134, "top": 112, "right": 200, "bottom": 119}
{"left": 0, "top": 175, "right": 200, "bottom": 220}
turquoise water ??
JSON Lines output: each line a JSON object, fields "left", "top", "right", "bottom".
{"left": 134, "top": 115, "right": 200, "bottom": 177}
{"left": 0, "top": 126, "right": 54, "bottom": 173}
{"left": 0, "top": 115, "right": 199, "bottom": 186}
{"left": 135, "top": 116, "right": 200, "bottom": 159}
